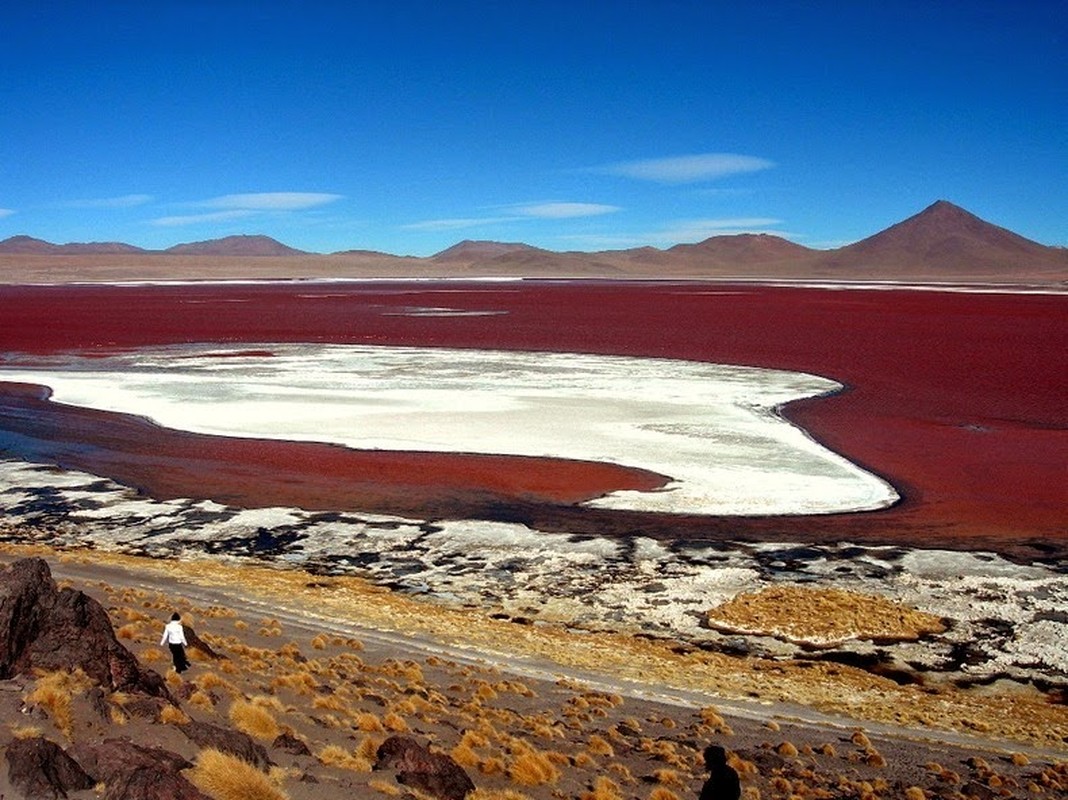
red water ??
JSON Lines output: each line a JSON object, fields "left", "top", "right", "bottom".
{"left": 2, "top": 282, "right": 1065, "bottom": 560}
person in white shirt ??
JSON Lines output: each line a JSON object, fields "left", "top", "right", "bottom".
{"left": 160, "top": 612, "right": 190, "bottom": 673}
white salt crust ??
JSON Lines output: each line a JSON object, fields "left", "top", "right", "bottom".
{"left": 0, "top": 343, "right": 896, "bottom": 516}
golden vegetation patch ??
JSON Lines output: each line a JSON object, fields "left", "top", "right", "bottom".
{"left": 229, "top": 698, "right": 281, "bottom": 741}
{"left": 7, "top": 541, "right": 1067, "bottom": 752}
{"left": 25, "top": 669, "right": 94, "bottom": 738}
{"left": 704, "top": 585, "right": 947, "bottom": 646}
{"left": 189, "top": 748, "right": 289, "bottom": 800}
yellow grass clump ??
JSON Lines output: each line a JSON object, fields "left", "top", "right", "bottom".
{"left": 368, "top": 777, "right": 404, "bottom": 796}
{"left": 652, "top": 769, "right": 687, "bottom": 787}
{"left": 705, "top": 586, "right": 947, "bottom": 646}
{"left": 354, "top": 711, "right": 385, "bottom": 732}
{"left": 316, "top": 744, "right": 373, "bottom": 772}
{"left": 140, "top": 646, "right": 167, "bottom": 663}
{"left": 508, "top": 745, "right": 561, "bottom": 786}
{"left": 648, "top": 789, "right": 681, "bottom": 800}
{"left": 229, "top": 698, "right": 281, "bottom": 741}
{"left": 25, "top": 669, "right": 94, "bottom": 738}
{"left": 470, "top": 791, "right": 535, "bottom": 800}
{"left": 587, "top": 734, "right": 615, "bottom": 757}
{"left": 10, "top": 725, "right": 44, "bottom": 739}
{"left": 159, "top": 704, "right": 191, "bottom": 725}
{"left": 581, "top": 776, "right": 624, "bottom": 800}
{"left": 189, "top": 748, "right": 288, "bottom": 800}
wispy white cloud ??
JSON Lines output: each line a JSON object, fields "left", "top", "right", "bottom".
{"left": 61, "top": 194, "right": 154, "bottom": 209}
{"left": 560, "top": 217, "right": 786, "bottom": 249}
{"left": 0, "top": 208, "right": 15, "bottom": 219}
{"left": 151, "top": 210, "right": 255, "bottom": 227}
{"left": 150, "top": 191, "right": 344, "bottom": 227}
{"left": 597, "top": 153, "right": 774, "bottom": 184}
{"left": 404, "top": 201, "right": 621, "bottom": 231}
{"left": 511, "top": 202, "right": 621, "bottom": 218}
{"left": 401, "top": 216, "right": 515, "bottom": 231}
{"left": 200, "top": 192, "right": 344, "bottom": 211}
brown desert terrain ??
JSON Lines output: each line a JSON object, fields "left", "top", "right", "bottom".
{"left": 1, "top": 201, "right": 1066, "bottom": 283}
{"left": 0, "top": 547, "right": 1064, "bottom": 800}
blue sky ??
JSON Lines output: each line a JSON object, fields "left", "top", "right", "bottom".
{"left": 2, "top": 1, "right": 1065, "bottom": 255}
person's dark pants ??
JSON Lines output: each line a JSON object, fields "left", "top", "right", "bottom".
{"left": 168, "top": 643, "right": 190, "bottom": 673}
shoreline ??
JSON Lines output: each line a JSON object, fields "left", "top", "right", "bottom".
{"left": 2, "top": 539, "right": 1066, "bottom": 756}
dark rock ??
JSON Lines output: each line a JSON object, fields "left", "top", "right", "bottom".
{"left": 86, "top": 686, "right": 112, "bottom": 721}
{"left": 69, "top": 739, "right": 208, "bottom": 800}
{"left": 0, "top": 558, "right": 172, "bottom": 701}
{"left": 5, "top": 736, "right": 95, "bottom": 799}
{"left": 273, "top": 730, "right": 312, "bottom": 755}
{"left": 70, "top": 737, "right": 192, "bottom": 782}
{"left": 122, "top": 695, "right": 169, "bottom": 720}
{"left": 103, "top": 767, "right": 208, "bottom": 800}
{"left": 959, "top": 781, "right": 999, "bottom": 800}
{"left": 375, "top": 735, "right": 475, "bottom": 800}
{"left": 181, "top": 719, "right": 272, "bottom": 769}
{"left": 184, "top": 624, "right": 224, "bottom": 661}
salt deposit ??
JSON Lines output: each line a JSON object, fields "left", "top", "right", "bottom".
{"left": 0, "top": 343, "right": 897, "bottom": 516}
{"left": 1, "top": 458, "right": 1063, "bottom": 690}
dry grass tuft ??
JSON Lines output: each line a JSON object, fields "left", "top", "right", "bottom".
{"left": 354, "top": 711, "right": 385, "bottom": 732}
{"left": 159, "top": 704, "right": 191, "bottom": 725}
{"left": 140, "top": 646, "right": 167, "bottom": 663}
{"left": 851, "top": 730, "right": 872, "bottom": 748}
{"left": 229, "top": 698, "right": 281, "bottom": 741}
{"left": 25, "top": 669, "right": 94, "bottom": 738}
{"left": 368, "top": 777, "right": 404, "bottom": 796}
{"left": 189, "top": 748, "right": 288, "bottom": 800}
{"left": 10, "top": 725, "right": 44, "bottom": 739}
{"left": 647, "top": 789, "right": 681, "bottom": 800}
{"left": 316, "top": 744, "right": 373, "bottom": 772}
{"left": 705, "top": 585, "right": 947, "bottom": 646}
{"left": 587, "top": 734, "right": 615, "bottom": 757}
{"left": 508, "top": 744, "right": 561, "bottom": 787}
{"left": 581, "top": 776, "right": 623, "bottom": 800}
{"left": 469, "top": 790, "right": 536, "bottom": 800}
{"left": 652, "top": 769, "right": 687, "bottom": 787}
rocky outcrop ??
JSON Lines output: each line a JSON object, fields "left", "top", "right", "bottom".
{"left": 374, "top": 735, "right": 475, "bottom": 800}
{"left": 273, "top": 730, "right": 312, "bottom": 755}
{"left": 181, "top": 719, "right": 272, "bottom": 769}
{"left": 70, "top": 738, "right": 207, "bottom": 800}
{"left": 0, "top": 558, "right": 171, "bottom": 701}
{"left": 5, "top": 736, "right": 95, "bottom": 799}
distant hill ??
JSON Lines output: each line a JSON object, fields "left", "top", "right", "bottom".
{"left": 812, "top": 200, "right": 1066, "bottom": 277}
{"left": 2, "top": 201, "right": 1065, "bottom": 283}
{"left": 431, "top": 240, "right": 545, "bottom": 262}
{"left": 668, "top": 233, "right": 817, "bottom": 266}
{"left": 163, "top": 235, "right": 307, "bottom": 257}
{"left": 0, "top": 235, "right": 146, "bottom": 255}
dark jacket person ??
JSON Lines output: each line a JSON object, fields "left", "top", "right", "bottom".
{"left": 699, "top": 744, "right": 741, "bottom": 800}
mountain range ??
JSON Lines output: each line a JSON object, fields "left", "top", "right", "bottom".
{"left": 2, "top": 201, "right": 1065, "bottom": 283}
